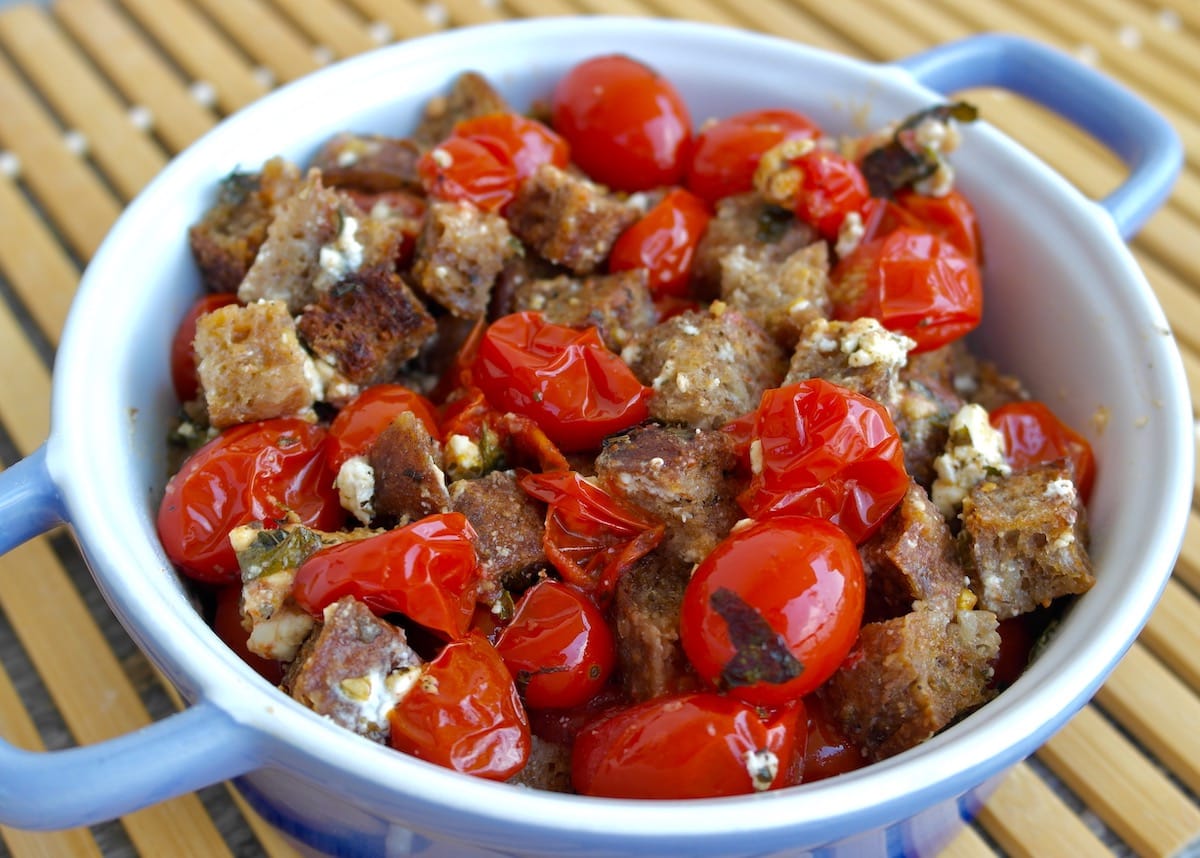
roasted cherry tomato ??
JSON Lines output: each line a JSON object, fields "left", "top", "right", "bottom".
{"left": 990, "top": 400, "right": 1095, "bottom": 502}
{"left": 170, "top": 292, "right": 239, "bottom": 402}
{"left": 801, "top": 692, "right": 866, "bottom": 782}
{"left": 608, "top": 188, "right": 711, "bottom": 299}
{"left": 451, "top": 113, "right": 570, "bottom": 181}
{"left": 990, "top": 615, "right": 1038, "bottom": 691}
{"left": 389, "top": 632, "right": 530, "bottom": 780}
{"left": 157, "top": 419, "right": 343, "bottom": 585}
{"left": 495, "top": 580, "right": 616, "bottom": 709}
{"left": 212, "top": 583, "right": 283, "bottom": 685}
{"left": 723, "top": 380, "right": 908, "bottom": 543}
{"left": 473, "top": 312, "right": 652, "bottom": 453}
{"left": 830, "top": 226, "right": 983, "bottom": 353}
{"left": 861, "top": 188, "right": 983, "bottom": 263}
{"left": 572, "top": 692, "right": 804, "bottom": 798}
{"left": 551, "top": 54, "right": 692, "bottom": 192}
{"left": 680, "top": 516, "right": 865, "bottom": 706}
{"left": 326, "top": 384, "right": 441, "bottom": 471}
{"left": 292, "top": 512, "right": 481, "bottom": 640}
{"left": 790, "top": 149, "right": 870, "bottom": 241}
{"left": 686, "top": 108, "right": 821, "bottom": 205}
{"left": 417, "top": 135, "right": 518, "bottom": 212}
{"left": 519, "top": 470, "right": 663, "bottom": 603}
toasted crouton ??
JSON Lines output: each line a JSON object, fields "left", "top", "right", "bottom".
{"left": 411, "top": 201, "right": 517, "bottom": 319}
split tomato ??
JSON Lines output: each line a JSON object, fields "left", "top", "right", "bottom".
{"left": 790, "top": 148, "right": 870, "bottom": 241}
{"left": 551, "top": 54, "right": 692, "bottom": 192}
{"left": 451, "top": 113, "right": 570, "bottom": 181}
{"left": 679, "top": 516, "right": 865, "bottom": 706}
{"left": 831, "top": 226, "right": 982, "bottom": 353}
{"left": 723, "top": 379, "right": 909, "bottom": 544}
{"left": 170, "top": 292, "right": 239, "bottom": 402}
{"left": 572, "top": 692, "right": 804, "bottom": 798}
{"left": 326, "top": 383, "right": 441, "bottom": 471}
{"left": 157, "top": 418, "right": 343, "bottom": 585}
{"left": 686, "top": 107, "right": 821, "bottom": 205}
{"left": 495, "top": 580, "right": 616, "bottom": 710}
{"left": 860, "top": 188, "right": 983, "bottom": 263}
{"left": 472, "top": 312, "right": 652, "bottom": 453}
{"left": 417, "top": 135, "right": 518, "bottom": 212}
{"left": 608, "top": 187, "right": 711, "bottom": 299}
{"left": 389, "top": 632, "right": 530, "bottom": 780}
{"left": 291, "top": 512, "right": 481, "bottom": 640}
{"left": 990, "top": 400, "right": 1095, "bottom": 501}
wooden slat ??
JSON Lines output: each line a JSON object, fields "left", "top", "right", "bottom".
{"left": 439, "top": 0, "right": 506, "bottom": 27}
{"left": 572, "top": 0, "right": 652, "bottom": 15}
{"left": 0, "top": 178, "right": 78, "bottom": 344}
{"left": 53, "top": 0, "right": 217, "bottom": 155}
{"left": 0, "top": 52, "right": 120, "bottom": 260}
{"left": 118, "top": 0, "right": 269, "bottom": 115}
{"left": 939, "top": 824, "right": 998, "bottom": 858}
{"left": 340, "top": 0, "right": 438, "bottom": 41}
{"left": 1176, "top": 509, "right": 1200, "bottom": 593}
{"left": 974, "top": 762, "right": 1110, "bottom": 857}
{"left": 0, "top": 663, "right": 104, "bottom": 858}
{"left": 1142, "top": 578, "right": 1200, "bottom": 693}
{"left": 1038, "top": 705, "right": 1200, "bottom": 857}
{"left": 501, "top": 0, "right": 580, "bottom": 18}
{"left": 712, "top": 0, "right": 858, "bottom": 51}
{"left": 190, "top": 0, "right": 322, "bottom": 85}
{"left": 266, "top": 0, "right": 376, "bottom": 60}
{"left": 642, "top": 0, "right": 741, "bottom": 26}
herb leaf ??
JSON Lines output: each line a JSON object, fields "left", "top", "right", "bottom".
{"left": 711, "top": 587, "right": 804, "bottom": 688}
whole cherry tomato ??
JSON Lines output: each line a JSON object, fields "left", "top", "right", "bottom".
{"left": 495, "top": 580, "right": 616, "bottom": 709}
{"left": 990, "top": 400, "right": 1095, "bottom": 501}
{"left": 518, "top": 470, "right": 663, "bottom": 603}
{"left": 473, "top": 312, "right": 652, "bottom": 453}
{"left": 830, "top": 226, "right": 983, "bottom": 353}
{"left": 572, "top": 692, "right": 804, "bottom": 798}
{"left": 212, "top": 583, "right": 283, "bottom": 685}
{"left": 326, "top": 383, "right": 441, "bottom": 471}
{"left": 723, "top": 379, "right": 909, "bottom": 544}
{"left": 157, "top": 419, "right": 343, "bottom": 585}
{"left": 451, "top": 113, "right": 570, "bottom": 181}
{"left": 292, "top": 512, "right": 481, "bottom": 640}
{"left": 608, "top": 188, "right": 712, "bottom": 299}
{"left": 790, "top": 149, "right": 870, "bottom": 241}
{"left": 801, "top": 692, "right": 866, "bottom": 782}
{"left": 679, "top": 516, "right": 865, "bottom": 706}
{"left": 417, "top": 136, "right": 518, "bottom": 212}
{"left": 170, "top": 292, "right": 239, "bottom": 402}
{"left": 861, "top": 188, "right": 983, "bottom": 263}
{"left": 551, "top": 54, "right": 692, "bottom": 192}
{"left": 389, "top": 632, "right": 530, "bottom": 780}
{"left": 686, "top": 108, "right": 821, "bottom": 205}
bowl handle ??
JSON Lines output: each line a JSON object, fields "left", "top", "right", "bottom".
{"left": 0, "top": 447, "right": 263, "bottom": 828}
{"left": 894, "top": 33, "right": 1183, "bottom": 239}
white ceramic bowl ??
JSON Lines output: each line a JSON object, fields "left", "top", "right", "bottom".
{"left": 0, "top": 18, "right": 1189, "bottom": 858}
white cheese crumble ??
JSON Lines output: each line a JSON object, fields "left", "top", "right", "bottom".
{"left": 839, "top": 318, "right": 915, "bottom": 369}
{"left": 247, "top": 604, "right": 314, "bottom": 662}
{"left": 835, "top": 210, "right": 865, "bottom": 258}
{"left": 445, "top": 434, "right": 483, "bottom": 474}
{"left": 336, "top": 455, "right": 376, "bottom": 525}
{"left": 930, "top": 403, "right": 1011, "bottom": 518}
{"left": 336, "top": 665, "right": 423, "bottom": 735}
{"left": 315, "top": 214, "right": 364, "bottom": 290}
{"left": 1044, "top": 477, "right": 1077, "bottom": 503}
{"left": 743, "top": 748, "right": 779, "bottom": 792}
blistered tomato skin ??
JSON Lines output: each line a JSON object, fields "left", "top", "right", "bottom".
{"left": 679, "top": 516, "right": 865, "bottom": 707}
{"left": 723, "top": 379, "right": 909, "bottom": 544}
{"left": 170, "top": 292, "right": 239, "bottom": 402}
{"left": 831, "top": 227, "right": 983, "bottom": 353}
{"left": 451, "top": 113, "right": 570, "bottom": 181}
{"left": 495, "top": 580, "right": 616, "bottom": 710}
{"left": 551, "top": 54, "right": 692, "bottom": 192}
{"left": 389, "top": 632, "right": 531, "bottom": 780}
{"left": 326, "top": 383, "right": 441, "bottom": 470}
{"left": 417, "top": 136, "right": 518, "bottom": 212}
{"left": 686, "top": 108, "right": 821, "bottom": 205}
{"left": 990, "top": 401, "right": 1096, "bottom": 502}
{"left": 790, "top": 149, "right": 870, "bottom": 241}
{"left": 157, "top": 419, "right": 343, "bottom": 585}
{"left": 571, "top": 692, "right": 805, "bottom": 798}
{"left": 473, "top": 312, "right": 652, "bottom": 453}
{"left": 291, "top": 512, "right": 481, "bottom": 640}
{"left": 608, "top": 188, "right": 712, "bottom": 299}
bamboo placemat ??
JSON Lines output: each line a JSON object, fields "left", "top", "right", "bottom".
{"left": 0, "top": 1, "right": 1198, "bottom": 856}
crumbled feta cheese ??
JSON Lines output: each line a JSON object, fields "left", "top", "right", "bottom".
{"left": 835, "top": 210, "right": 865, "bottom": 257}
{"left": 839, "top": 318, "right": 914, "bottom": 368}
{"left": 336, "top": 665, "right": 422, "bottom": 734}
{"left": 930, "top": 403, "right": 1011, "bottom": 518}
{"left": 1044, "top": 477, "right": 1076, "bottom": 503}
{"left": 430, "top": 147, "right": 453, "bottom": 168}
{"left": 743, "top": 748, "right": 779, "bottom": 792}
{"left": 445, "top": 434, "right": 483, "bottom": 474}
{"left": 315, "top": 214, "right": 364, "bottom": 290}
{"left": 336, "top": 455, "right": 376, "bottom": 525}
{"left": 247, "top": 604, "right": 314, "bottom": 662}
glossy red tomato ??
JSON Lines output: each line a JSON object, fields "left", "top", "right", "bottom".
{"left": 861, "top": 188, "right": 983, "bottom": 263}
{"left": 679, "top": 516, "right": 865, "bottom": 706}
{"left": 990, "top": 400, "right": 1096, "bottom": 501}
{"left": 723, "top": 379, "right": 908, "bottom": 544}
{"left": 417, "top": 135, "right": 518, "bottom": 212}
{"left": 801, "top": 692, "right": 865, "bottom": 782}
{"left": 157, "top": 419, "right": 343, "bottom": 585}
{"left": 686, "top": 108, "right": 821, "bottom": 205}
{"left": 572, "top": 692, "right": 804, "bottom": 798}
{"left": 473, "top": 312, "right": 652, "bottom": 453}
{"left": 212, "top": 583, "right": 283, "bottom": 685}
{"left": 831, "top": 226, "right": 983, "bottom": 353}
{"left": 790, "top": 149, "right": 870, "bottom": 241}
{"left": 170, "top": 293, "right": 239, "bottom": 402}
{"left": 291, "top": 512, "right": 481, "bottom": 640}
{"left": 518, "top": 470, "right": 663, "bottom": 603}
{"left": 326, "top": 384, "right": 441, "bottom": 471}
{"left": 990, "top": 615, "right": 1037, "bottom": 691}
{"left": 608, "top": 188, "right": 712, "bottom": 298}
{"left": 495, "top": 580, "right": 616, "bottom": 709}
{"left": 551, "top": 54, "right": 692, "bottom": 192}
{"left": 389, "top": 632, "right": 530, "bottom": 780}
{"left": 451, "top": 113, "right": 570, "bottom": 181}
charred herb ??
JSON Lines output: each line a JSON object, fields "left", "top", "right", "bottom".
{"left": 711, "top": 587, "right": 804, "bottom": 688}
{"left": 861, "top": 102, "right": 978, "bottom": 198}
